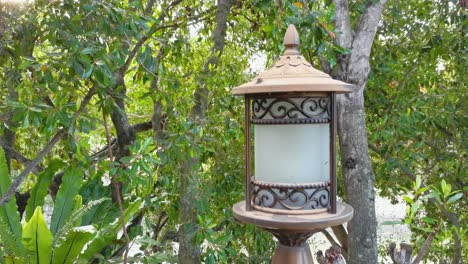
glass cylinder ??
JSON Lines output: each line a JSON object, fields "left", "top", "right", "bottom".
{"left": 254, "top": 124, "right": 329, "bottom": 184}
{"left": 250, "top": 96, "right": 331, "bottom": 213}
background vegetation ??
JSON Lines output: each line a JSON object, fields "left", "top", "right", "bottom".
{"left": 0, "top": 0, "right": 465, "bottom": 263}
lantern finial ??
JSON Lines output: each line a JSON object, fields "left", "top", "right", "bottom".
{"left": 283, "top": 24, "right": 300, "bottom": 54}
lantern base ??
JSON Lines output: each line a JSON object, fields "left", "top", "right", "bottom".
{"left": 272, "top": 243, "right": 314, "bottom": 264}
{"left": 232, "top": 201, "right": 353, "bottom": 263}
{"left": 269, "top": 229, "right": 315, "bottom": 264}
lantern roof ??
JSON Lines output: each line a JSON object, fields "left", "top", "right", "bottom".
{"left": 233, "top": 24, "right": 353, "bottom": 95}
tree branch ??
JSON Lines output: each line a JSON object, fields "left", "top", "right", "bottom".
{"left": 348, "top": 0, "right": 388, "bottom": 84}
{"left": 412, "top": 226, "right": 439, "bottom": 264}
{"left": 144, "top": 0, "right": 157, "bottom": 15}
{"left": 103, "top": 110, "right": 131, "bottom": 263}
{"left": 331, "top": 225, "right": 349, "bottom": 254}
{"left": 0, "top": 85, "right": 97, "bottom": 206}
{"left": 352, "top": 0, "right": 388, "bottom": 53}
{"left": 368, "top": 143, "right": 416, "bottom": 181}
{"left": 321, "top": 229, "right": 342, "bottom": 248}
{"left": 0, "top": 129, "right": 65, "bottom": 206}
{"left": 370, "top": 143, "right": 462, "bottom": 263}
{"left": 0, "top": 138, "right": 31, "bottom": 165}
{"left": 122, "top": 0, "right": 183, "bottom": 74}
{"left": 0, "top": 139, "right": 41, "bottom": 176}
{"left": 332, "top": 0, "right": 353, "bottom": 49}
{"left": 132, "top": 120, "right": 152, "bottom": 133}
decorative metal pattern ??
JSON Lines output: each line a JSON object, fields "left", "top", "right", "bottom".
{"left": 267, "top": 230, "right": 315, "bottom": 246}
{"left": 252, "top": 97, "right": 330, "bottom": 124}
{"left": 252, "top": 181, "right": 330, "bottom": 211}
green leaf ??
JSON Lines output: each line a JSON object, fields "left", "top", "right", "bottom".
{"left": 53, "top": 197, "right": 109, "bottom": 249}
{"left": 0, "top": 217, "right": 26, "bottom": 260}
{"left": 79, "top": 198, "right": 142, "bottom": 260}
{"left": 50, "top": 168, "right": 82, "bottom": 235}
{"left": 380, "top": 220, "right": 403, "bottom": 225}
{"left": 52, "top": 226, "right": 95, "bottom": 264}
{"left": 18, "top": 60, "right": 34, "bottom": 70}
{"left": 415, "top": 175, "right": 422, "bottom": 190}
{"left": 410, "top": 203, "right": 420, "bottom": 217}
{"left": 447, "top": 192, "right": 463, "bottom": 204}
{"left": 422, "top": 216, "right": 436, "bottom": 224}
{"left": 416, "top": 186, "right": 429, "bottom": 195}
{"left": 25, "top": 160, "right": 64, "bottom": 221}
{"left": 71, "top": 195, "right": 83, "bottom": 227}
{"left": 22, "top": 207, "right": 52, "bottom": 264}
{"left": 80, "top": 47, "right": 94, "bottom": 55}
{"left": 403, "top": 196, "right": 414, "bottom": 204}
{"left": 82, "top": 65, "right": 94, "bottom": 79}
{"left": 440, "top": 179, "right": 451, "bottom": 198}
{"left": 0, "top": 148, "right": 24, "bottom": 254}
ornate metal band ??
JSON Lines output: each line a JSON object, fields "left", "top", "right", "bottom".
{"left": 252, "top": 180, "right": 330, "bottom": 213}
{"left": 251, "top": 97, "right": 330, "bottom": 125}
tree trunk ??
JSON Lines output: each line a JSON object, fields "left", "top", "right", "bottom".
{"left": 337, "top": 87, "right": 378, "bottom": 264}
{"left": 330, "top": 1, "right": 388, "bottom": 263}
{"left": 178, "top": 0, "right": 233, "bottom": 263}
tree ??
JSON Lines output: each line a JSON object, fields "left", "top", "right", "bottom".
{"left": 367, "top": 1, "right": 466, "bottom": 262}
{"left": 1, "top": 0, "right": 273, "bottom": 262}
{"left": 178, "top": 0, "right": 234, "bottom": 262}
{"left": 0, "top": 0, "right": 464, "bottom": 263}
{"left": 329, "top": 1, "right": 389, "bottom": 263}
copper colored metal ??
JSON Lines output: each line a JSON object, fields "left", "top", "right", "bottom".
{"left": 233, "top": 200, "right": 353, "bottom": 232}
{"left": 330, "top": 93, "right": 337, "bottom": 214}
{"left": 232, "top": 24, "right": 354, "bottom": 263}
{"left": 244, "top": 95, "right": 252, "bottom": 211}
{"left": 252, "top": 97, "right": 330, "bottom": 120}
{"left": 251, "top": 118, "right": 330, "bottom": 125}
{"left": 269, "top": 230, "right": 316, "bottom": 263}
{"left": 272, "top": 243, "right": 314, "bottom": 264}
{"left": 252, "top": 181, "right": 330, "bottom": 213}
{"left": 252, "top": 180, "right": 329, "bottom": 189}
{"left": 232, "top": 25, "right": 353, "bottom": 95}
{"left": 233, "top": 201, "right": 353, "bottom": 264}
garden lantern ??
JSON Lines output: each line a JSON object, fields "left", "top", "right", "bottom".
{"left": 232, "top": 25, "right": 354, "bottom": 263}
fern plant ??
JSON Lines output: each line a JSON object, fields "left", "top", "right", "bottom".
{"left": 0, "top": 148, "right": 141, "bottom": 264}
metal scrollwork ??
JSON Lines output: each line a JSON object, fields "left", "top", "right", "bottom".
{"left": 267, "top": 230, "right": 314, "bottom": 246}
{"left": 252, "top": 181, "right": 330, "bottom": 211}
{"left": 252, "top": 97, "right": 330, "bottom": 124}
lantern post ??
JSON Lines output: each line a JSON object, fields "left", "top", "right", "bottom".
{"left": 232, "top": 25, "right": 354, "bottom": 263}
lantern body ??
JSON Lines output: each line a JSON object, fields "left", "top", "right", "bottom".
{"left": 232, "top": 25, "right": 352, "bottom": 214}
{"left": 249, "top": 96, "right": 332, "bottom": 214}
{"left": 231, "top": 25, "right": 354, "bottom": 264}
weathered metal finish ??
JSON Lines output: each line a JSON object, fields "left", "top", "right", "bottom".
{"left": 272, "top": 243, "right": 314, "bottom": 264}
{"left": 232, "top": 25, "right": 353, "bottom": 95}
{"left": 232, "top": 24, "right": 354, "bottom": 263}
{"left": 330, "top": 93, "right": 337, "bottom": 214}
{"left": 252, "top": 97, "right": 329, "bottom": 120}
{"left": 269, "top": 230, "right": 316, "bottom": 264}
{"left": 251, "top": 118, "right": 330, "bottom": 125}
{"left": 233, "top": 201, "right": 353, "bottom": 264}
{"left": 252, "top": 180, "right": 329, "bottom": 189}
{"left": 269, "top": 230, "right": 315, "bottom": 246}
{"left": 233, "top": 201, "right": 353, "bottom": 231}
{"left": 245, "top": 95, "right": 252, "bottom": 211}
{"left": 252, "top": 181, "right": 330, "bottom": 214}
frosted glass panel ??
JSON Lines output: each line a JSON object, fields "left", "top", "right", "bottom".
{"left": 254, "top": 124, "right": 329, "bottom": 183}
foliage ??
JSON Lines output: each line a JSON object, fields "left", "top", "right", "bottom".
{"left": 0, "top": 0, "right": 465, "bottom": 263}
{"left": 398, "top": 176, "right": 466, "bottom": 263}
{"left": 367, "top": 0, "right": 466, "bottom": 262}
